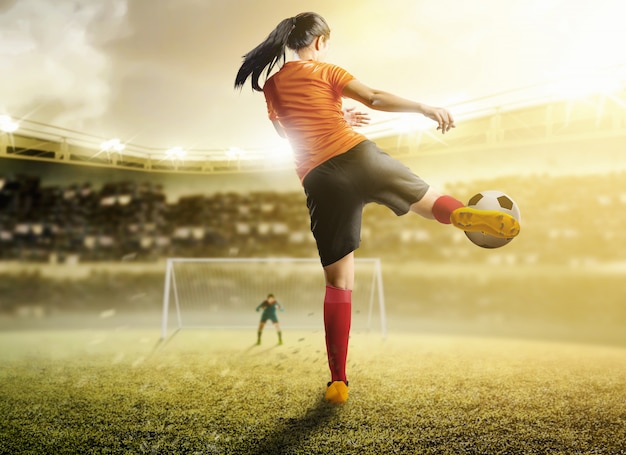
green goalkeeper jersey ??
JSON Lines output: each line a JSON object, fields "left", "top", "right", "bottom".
{"left": 256, "top": 300, "right": 282, "bottom": 321}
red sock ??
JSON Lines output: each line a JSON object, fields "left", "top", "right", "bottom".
{"left": 323, "top": 285, "right": 352, "bottom": 383}
{"left": 432, "top": 195, "right": 464, "bottom": 224}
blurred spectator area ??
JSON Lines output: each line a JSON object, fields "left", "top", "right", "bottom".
{"left": 0, "top": 171, "right": 625, "bottom": 265}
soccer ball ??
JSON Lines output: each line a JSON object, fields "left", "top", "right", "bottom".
{"left": 464, "top": 190, "right": 521, "bottom": 249}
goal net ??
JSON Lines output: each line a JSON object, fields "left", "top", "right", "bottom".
{"left": 161, "top": 257, "right": 386, "bottom": 340}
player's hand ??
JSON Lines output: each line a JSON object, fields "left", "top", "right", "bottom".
{"left": 343, "top": 107, "right": 370, "bottom": 127}
{"left": 256, "top": 308, "right": 260, "bottom": 312}
{"left": 421, "top": 105, "right": 455, "bottom": 134}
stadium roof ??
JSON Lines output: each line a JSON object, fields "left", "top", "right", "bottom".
{"left": 1, "top": 0, "right": 626, "bottom": 165}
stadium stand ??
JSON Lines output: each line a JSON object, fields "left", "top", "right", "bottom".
{"left": 0, "top": 171, "right": 624, "bottom": 264}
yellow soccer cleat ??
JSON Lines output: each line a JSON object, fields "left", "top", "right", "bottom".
{"left": 325, "top": 381, "right": 349, "bottom": 404}
{"left": 450, "top": 207, "right": 520, "bottom": 239}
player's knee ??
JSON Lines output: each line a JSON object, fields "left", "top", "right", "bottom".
{"left": 410, "top": 187, "right": 441, "bottom": 219}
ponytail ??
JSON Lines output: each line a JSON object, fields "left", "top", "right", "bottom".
{"left": 234, "top": 12, "right": 331, "bottom": 92}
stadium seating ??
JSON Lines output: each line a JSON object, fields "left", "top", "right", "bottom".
{"left": 0, "top": 172, "right": 624, "bottom": 264}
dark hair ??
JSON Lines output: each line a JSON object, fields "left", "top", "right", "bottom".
{"left": 234, "top": 12, "right": 330, "bottom": 92}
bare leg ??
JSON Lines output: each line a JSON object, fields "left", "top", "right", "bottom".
{"left": 323, "top": 252, "right": 354, "bottom": 290}
{"left": 409, "top": 187, "right": 442, "bottom": 219}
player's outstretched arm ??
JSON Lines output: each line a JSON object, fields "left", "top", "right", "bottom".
{"left": 342, "top": 79, "right": 455, "bottom": 134}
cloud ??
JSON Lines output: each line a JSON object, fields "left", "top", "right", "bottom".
{"left": 0, "top": 0, "right": 17, "bottom": 14}
{"left": 0, "top": 0, "right": 128, "bottom": 128}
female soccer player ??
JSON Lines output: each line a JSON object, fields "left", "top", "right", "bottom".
{"left": 256, "top": 293, "right": 284, "bottom": 345}
{"left": 235, "top": 12, "right": 519, "bottom": 403}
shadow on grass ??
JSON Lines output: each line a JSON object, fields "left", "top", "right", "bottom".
{"left": 241, "top": 342, "right": 282, "bottom": 356}
{"left": 247, "top": 398, "right": 338, "bottom": 455}
{"left": 146, "top": 329, "right": 180, "bottom": 359}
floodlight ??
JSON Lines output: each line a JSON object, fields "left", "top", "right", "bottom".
{"left": 165, "top": 146, "right": 186, "bottom": 158}
{"left": 0, "top": 115, "right": 19, "bottom": 133}
{"left": 227, "top": 147, "right": 245, "bottom": 159}
{"left": 100, "top": 138, "right": 125, "bottom": 153}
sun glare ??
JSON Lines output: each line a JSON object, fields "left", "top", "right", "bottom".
{"left": 0, "top": 115, "right": 19, "bottom": 133}
{"left": 165, "top": 146, "right": 187, "bottom": 159}
{"left": 550, "top": 72, "right": 624, "bottom": 100}
{"left": 100, "top": 138, "right": 125, "bottom": 153}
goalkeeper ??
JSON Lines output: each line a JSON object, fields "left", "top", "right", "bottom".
{"left": 256, "top": 293, "right": 284, "bottom": 345}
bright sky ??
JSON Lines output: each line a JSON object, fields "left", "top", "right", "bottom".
{"left": 1, "top": 0, "right": 625, "bottom": 153}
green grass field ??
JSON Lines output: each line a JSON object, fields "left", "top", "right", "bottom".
{"left": 1, "top": 328, "right": 625, "bottom": 454}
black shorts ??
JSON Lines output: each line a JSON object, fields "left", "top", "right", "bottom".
{"left": 302, "top": 140, "right": 429, "bottom": 267}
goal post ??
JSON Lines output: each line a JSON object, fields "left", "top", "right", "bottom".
{"left": 161, "top": 257, "right": 386, "bottom": 340}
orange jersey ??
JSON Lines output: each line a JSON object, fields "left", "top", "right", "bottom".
{"left": 263, "top": 60, "right": 367, "bottom": 181}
